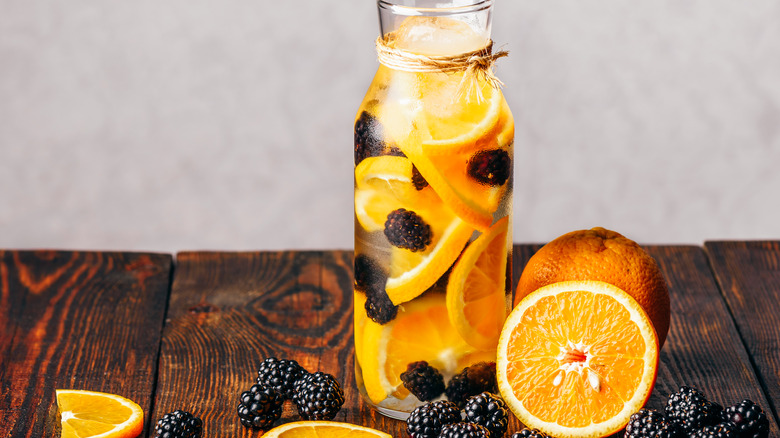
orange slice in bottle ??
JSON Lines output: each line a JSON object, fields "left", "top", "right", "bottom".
{"left": 391, "top": 81, "right": 513, "bottom": 231}
{"left": 446, "top": 216, "right": 510, "bottom": 350}
{"left": 360, "top": 295, "right": 476, "bottom": 404}
{"left": 56, "top": 389, "right": 144, "bottom": 438}
{"left": 354, "top": 155, "right": 475, "bottom": 305}
{"left": 497, "top": 281, "right": 659, "bottom": 438}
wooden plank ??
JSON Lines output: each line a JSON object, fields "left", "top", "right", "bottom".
{"left": 0, "top": 251, "right": 172, "bottom": 438}
{"left": 155, "top": 251, "right": 364, "bottom": 436}
{"left": 160, "top": 246, "right": 778, "bottom": 437}
{"left": 704, "top": 241, "right": 780, "bottom": 425}
{"left": 644, "top": 246, "right": 778, "bottom": 435}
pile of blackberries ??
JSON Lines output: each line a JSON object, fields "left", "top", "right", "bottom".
{"left": 153, "top": 356, "right": 346, "bottom": 437}
{"left": 400, "top": 361, "right": 498, "bottom": 407}
{"left": 238, "top": 357, "right": 345, "bottom": 431}
{"left": 624, "top": 386, "right": 769, "bottom": 438}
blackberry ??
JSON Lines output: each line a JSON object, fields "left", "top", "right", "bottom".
{"left": 463, "top": 392, "right": 509, "bottom": 438}
{"left": 721, "top": 400, "right": 769, "bottom": 438}
{"left": 665, "top": 386, "right": 723, "bottom": 433}
{"left": 400, "top": 361, "right": 445, "bottom": 402}
{"left": 445, "top": 362, "right": 498, "bottom": 408}
{"left": 237, "top": 383, "right": 283, "bottom": 430}
{"left": 354, "top": 111, "right": 404, "bottom": 165}
{"left": 154, "top": 410, "right": 203, "bottom": 438}
{"left": 624, "top": 409, "right": 684, "bottom": 438}
{"left": 364, "top": 286, "right": 398, "bottom": 324}
{"left": 406, "top": 400, "right": 461, "bottom": 438}
{"left": 691, "top": 422, "right": 739, "bottom": 438}
{"left": 467, "top": 149, "right": 511, "bottom": 186}
{"left": 354, "top": 254, "right": 385, "bottom": 294}
{"left": 511, "top": 429, "right": 552, "bottom": 438}
{"left": 384, "top": 208, "right": 432, "bottom": 252}
{"left": 412, "top": 165, "right": 428, "bottom": 190}
{"left": 439, "top": 422, "right": 491, "bottom": 438}
{"left": 256, "top": 357, "right": 308, "bottom": 399}
{"left": 292, "top": 371, "right": 345, "bottom": 420}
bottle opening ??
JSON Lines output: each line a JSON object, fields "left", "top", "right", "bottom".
{"left": 377, "top": 0, "right": 493, "bottom": 16}
{"left": 377, "top": 0, "right": 493, "bottom": 52}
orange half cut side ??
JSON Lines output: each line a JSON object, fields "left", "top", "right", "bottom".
{"left": 497, "top": 281, "right": 659, "bottom": 438}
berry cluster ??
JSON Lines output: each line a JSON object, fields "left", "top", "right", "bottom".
{"left": 238, "top": 357, "right": 345, "bottom": 431}
{"left": 400, "top": 361, "right": 498, "bottom": 407}
{"left": 152, "top": 357, "right": 346, "bottom": 437}
{"left": 624, "top": 386, "right": 769, "bottom": 438}
{"left": 406, "top": 392, "right": 508, "bottom": 438}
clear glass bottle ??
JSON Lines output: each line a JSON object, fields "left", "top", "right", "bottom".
{"left": 353, "top": 0, "right": 513, "bottom": 418}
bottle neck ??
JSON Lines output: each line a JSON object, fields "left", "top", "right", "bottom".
{"left": 377, "top": 0, "right": 493, "bottom": 57}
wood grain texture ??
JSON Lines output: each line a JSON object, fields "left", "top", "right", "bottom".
{"left": 0, "top": 251, "right": 172, "bottom": 438}
{"left": 156, "top": 251, "right": 366, "bottom": 436}
{"left": 159, "top": 246, "right": 780, "bottom": 437}
{"left": 644, "top": 246, "right": 778, "bottom": 435}
{"left": 704, "top": 241, "right": 780, "bottom": 426}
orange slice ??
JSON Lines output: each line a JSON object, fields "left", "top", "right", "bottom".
{"left": 56, "top": 389, "right": 144, "bottom": 438}
{"left": 263, "top": 421, "right": 392, "bottom": 438}
{"left": 353, "top": 155, "right": 474, "bottom": 305}
{"left": 385, "top": 215, "right": 474, "bottom": 305}
{"left": 360, "top": 295, "right": 476, "bottom": 405}
{"left": 447, "top": 216, "right": 510, "bottom": 350}
{"left": 497, "top": 281, "right": 659, "bottom": 438}
{"left": 394, "top": 89, "right": 512, "bottom": 231}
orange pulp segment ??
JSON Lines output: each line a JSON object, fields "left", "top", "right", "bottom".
{"left": 56, "top": 389, "right": 144, "bottom": 438}
{"left": 447, "top": 216, "right": 510, "bottom": 350}
{"left": 360, "top": 295, "right": 476, "bottom": 404}
{"left": 263, "top": 421, "right": 392, "bottom": 438}
{"left": 497, "top": 281, "right": 659, "bottom": 438}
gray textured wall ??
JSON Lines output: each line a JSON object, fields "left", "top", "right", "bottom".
{"left": 1, "top": 1, "right": 779, "bottom": 251}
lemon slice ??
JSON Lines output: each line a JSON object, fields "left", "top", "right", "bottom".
{"left": 360, "top": 295, "right": 476, "bottom": 404}
{"left": 263, "top": 421, "right": 392, "bottom": 438}
{"left": 446, "top": 216, "right": 510, "bottom": 350}
{"left": 56, "top": 389, "right": 144, "bottom": 438}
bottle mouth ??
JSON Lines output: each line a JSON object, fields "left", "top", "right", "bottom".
{"left": 377, "top": 0, "right": 492, "bottom": 17}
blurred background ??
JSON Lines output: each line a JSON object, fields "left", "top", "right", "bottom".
{"left": 1, "top": 0, "right": 778, "bottom": 252}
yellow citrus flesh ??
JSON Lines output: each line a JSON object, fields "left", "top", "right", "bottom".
{"left": 354, "top": 155, "right": 475, "bottom": 306}
{"left": 377, "top": 72, "right": 512, "bottom": 232}
{"left": 497, "top": 281, "right": 659, "bottom": 438}
{"left": 56, "top": 389, "right": 144, "bottom": 438}
{"left": 263, "top": 421, "right": 392, "bottom": 438}
{"left": 447, "top": 216, "right": 510, "bottom": 350}
{"left": 360, "top": 295, "right": 477, "bottom": 404}
{"left": 385, "top": 216, "right": 474, "bottom": 305}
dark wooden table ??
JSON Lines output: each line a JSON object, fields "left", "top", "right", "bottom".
{"left": 1, "top": 244, "right": 779, "bottom": 437}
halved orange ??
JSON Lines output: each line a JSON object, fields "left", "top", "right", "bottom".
{"left": 56, "top": 389, "right": 144, "bottom": 438}
{"left": 497, "top": 281, "right": 659, "bottom": 438}
{"left": 360, "top": 295, "right": 477, "bottom": 404}
{"left": 354, "top": 155, "right": 475, "bottom": 305}
{"left": 447, "top": 216, "right": 510, "bottom": 350}
{"left": 263, "top": 421, "right": 392, "bottom": 438}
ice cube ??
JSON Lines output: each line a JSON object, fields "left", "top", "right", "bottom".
{"left": 393, "top": 16, "right": 487, "bottom": 56}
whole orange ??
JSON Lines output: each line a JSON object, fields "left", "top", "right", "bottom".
{"left": 515, "top": 227, "right": 671, "bottom": 347}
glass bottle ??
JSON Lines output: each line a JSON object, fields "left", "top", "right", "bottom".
{"left": 353, "top": 0, "right": 513, "bottom": 418}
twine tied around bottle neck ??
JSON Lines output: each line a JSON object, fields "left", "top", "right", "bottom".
{"left": 375, "top": 33, "right": 509, "bottom": 102}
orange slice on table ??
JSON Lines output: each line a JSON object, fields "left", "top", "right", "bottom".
{"left": 447, "top": 216, "right": 510, "bottom": 350}
{"left": 496, "top": 281, "right": 659, "bottom": 438}
{"left": 360, "top": 295, "right": 477, "bottom": 404}
{"left": 263, "top": 421, "right": 392, "bottom": 438}
{"left": 56, "top": 389, "right": 144, "bottom": 438}
{"left": 354, "top": 155, "right": 475, "bottom": 305}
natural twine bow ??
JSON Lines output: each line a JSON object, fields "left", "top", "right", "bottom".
{"left": 375, "top": 33, "right": 509, "bottom": 103}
